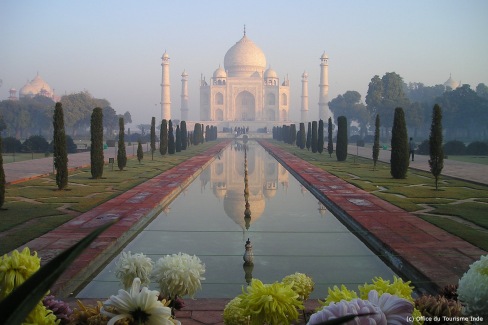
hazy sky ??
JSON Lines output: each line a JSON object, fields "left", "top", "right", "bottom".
{"left": 1, "top": 0, "right": 487, "bottom": 125}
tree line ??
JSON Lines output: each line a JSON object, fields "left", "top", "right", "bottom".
{"left": 0, "top": 91, "right": 131, "bottom": 140}
{"left": 329, "top": 72, "right": 488, "bottom": 141}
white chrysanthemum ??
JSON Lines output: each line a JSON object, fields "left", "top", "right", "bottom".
{"left": 114, "top": 251, "right": 154, "bottom": 289}
{"left": 458, "top": 254, "right": 488, "bottom": 317}
{"left": 101, "top": 277, "right": 174, "bottom": 325}
{"left": 153, "top": 253, "right": 205, "bottom": 298}
{"left": 308, "top": 298, "right": 386, "bottom": 325}
{"left": 367, "top": 290, "right": 413, "bottom": 325}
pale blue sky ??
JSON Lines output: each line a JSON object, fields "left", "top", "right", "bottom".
{"left": 1, "top": 0, "right": 487, "bottom": 124}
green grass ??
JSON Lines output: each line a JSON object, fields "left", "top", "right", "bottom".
{"left": 270, "top": 140, "right": 488, "bottom": 251}
{"left": 0, "top": 141, "right": 225, "bottom": 255}
{"left": 446, "top": 155, "right": 488, "bottom": 165}
{"left": 2, "top": 152, "right": 52, "bottom": 164}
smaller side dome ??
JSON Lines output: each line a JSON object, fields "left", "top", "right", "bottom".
{"left": 213, "top": 66, "right": 227, "bottom": 79}
{"left": 264, "top": 67, "right": 278, "bottom": 79}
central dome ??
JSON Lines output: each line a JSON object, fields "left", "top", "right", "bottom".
{"left": 224, "top": 35, "right": 266, "bottom": 77}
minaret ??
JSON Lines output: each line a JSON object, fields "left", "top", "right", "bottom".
{"left": 160, "top": 51, "right": 171, "bottom": 120}
{"left": 301, "top": 71, "right": 309, "bottom": 123}
{"left": 180, "top": 70, "right": 189, "bottom": 121}
{"left": 318, "top": 51, "right": 330, "bottom": 121}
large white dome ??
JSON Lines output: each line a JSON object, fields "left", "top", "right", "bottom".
{"left": 224, "top": 35, "right": 266, "bottom": 77}
{"left": 19, "top": 74, "right": 53, "bottom": 98}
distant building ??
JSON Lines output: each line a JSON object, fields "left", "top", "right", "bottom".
{"left": 444, "top": 74, "right": 461, "bottom": 90}
{"left": 10, "top": 73, "right": 60, "bottom": 101}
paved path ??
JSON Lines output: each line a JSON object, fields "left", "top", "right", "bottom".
{"left": 348, "top": 145, "right": 488, "bottom": 185}
{"left": 10, "top": 140, "right": 488, "bottom": 324}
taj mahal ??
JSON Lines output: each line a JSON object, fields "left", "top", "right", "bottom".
{"left": 160, "top": 28, "right": 331, "bottom": 130}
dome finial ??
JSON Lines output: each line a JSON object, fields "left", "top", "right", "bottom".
{"left": 243, "top": 24, "right": 246, "bottom": 36}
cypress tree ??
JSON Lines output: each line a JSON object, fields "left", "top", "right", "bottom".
{"left": 336, "top": 116, "right": 348, "bottom": 161}
{"left": 429, "top": 104, "right": 444, "bottom": 190}
{"left": 200, "top": 124, "right": 205, "bottom": 144}
{"left": 193, "top": 123, "right": 201, "bottom": 145}
{"left": 373, "top": 114, "right": 380, "bottom": 170}
{"left": 0, "top": 136, "right": 5, "bottom": 208}
{"left": 53, "top": 102, "right": 68, "bottom": 189}
{"left": 90, "top": 107, "right": 104, "bottom": 179}
{"left": 311, "top": 121, "right": 318, "bottom": 153}
{"left": 117, "top": 117, "right": 127, "bottom": 170}
{"left": 318, "top": 119, "right": 324, "bottom": 154}
{"left": 289, "top": 124, "right": 296, "bottom": 145}
{"left": 160, "top": 119, "right": 168, "bottom": 155}
{"left": 137, "top": 140, "right": 143, "bottom": 163}
{"left": 181, "top": 121, "right": 187, "bottom": 150}
{"left": 168, "top": 120, "right": 175, "bottom": 154}
{"left": 327, "top": 117, "right": 334, "bottom": 157}
{"left": 299, "top": 123, "right": 306, "bottom": 149}
{"left": 150, "top": 117, "right": 156, "bottom": 160}
{"left": 390, "top": 107, "right": 409, "bottom": 179}
{"left": 175, "top": 125, "right": 181, "bottom": 152}
{"left": 306, "top": 122, "right": 312, "bottom": 150}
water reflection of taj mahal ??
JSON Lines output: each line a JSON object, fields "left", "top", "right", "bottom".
{"left": 200, "top": 141, "right": 289, "bottom": 229}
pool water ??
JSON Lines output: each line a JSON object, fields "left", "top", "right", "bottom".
{"left": 77, "top": 140, "right": 395, "bottom": 299}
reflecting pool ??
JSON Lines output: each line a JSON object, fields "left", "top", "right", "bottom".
{"left": 77, "top": 140, "right": 395, "bottom": 298}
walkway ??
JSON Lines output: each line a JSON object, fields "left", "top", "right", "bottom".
{"left": 347, "top": 144, "right": 488, "bottom": 185}
{"left": 9, "top": 139, "right": 487, "bottom": 324}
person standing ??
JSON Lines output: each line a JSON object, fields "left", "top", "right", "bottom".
{"left": 409, "top": 137, "right": 416, "bottom": 161}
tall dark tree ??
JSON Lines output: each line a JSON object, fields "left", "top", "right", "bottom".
{"left": 311, "top": 121, "right": 318, "bottom": 153}
{"left": 336, "top": 116, "right": 348, "bottom": 161}
{"left": 372, "top": 114, "right": 380, "bottom": 171}
{"left": 160, "top": 119, "right": 168, "bottom": 155}
{"left": 90, "top": 107, "right": 104, "bottom": 179}
{"left": 117, "top": 117, "right": 127, "bottom": 170}
{"left": 193, "top": 123, "right": 202, "bottom": 145}
{"left": 318, "top": 119, "right": 324, "bottom": 154}
{"left": 429, "top": 104, "right": 444, "bottom": 190}
{"left": 390, "top": 107, "right": 409, "bottom": 179}
{"left": 327, "top": 117, "right": 334, "bottom": 157}
{"left": 0, "top": 136, "right": 5, "bottom": 208}
{"left": 299, "top": 123, "right": 306, "bottom": 149}
{"left": 137, "top": 139, "right": 143, "bottom": 163}
{"left": 306, "top": 122, "right": 312, "bottom": 150}
{"left": 181, "top": 121, "right": 187, "bottom": 150}
{"left": 150, "top": 117, "right": 156, "bottom": 160}
{"left": 53, "top": 102, "right": 68, "bottom": 189}
{"left": 289, "top": 124, "right": 297, "bottom": 145}
{"left": 175, "top": 125, "right": 181, "bottom": 152}
{"left": 168, "top": 120, "right": 175, "bottom": 154}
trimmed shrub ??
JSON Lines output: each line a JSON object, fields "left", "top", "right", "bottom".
{"left": 117, "top": 117, "right": 127, "bottom": 170}
{"left": 443, "top": 140, "right": 466, "bottom": 155}
{"left": 429, "top": 104, "right": 444, "bottom": 190}
{"left": 22, "top": 135, "right": 49, "bottom": 153}
{"left": 390, "top": 107, "right": 409, "bottom": 179}
{"left": 137, "top": 140, "right": 143, "bottom": 163}
{"left": 466, "top": 141, "right": 488, "bottom": 155}
{"left": 336, "top": 116, "right": 348, "bottom": 161}
{"left": 53, "top": 102, "right": 68, "bottom": 189}
{"left": 90, "top": 107, "right": 104, "bottom": 179}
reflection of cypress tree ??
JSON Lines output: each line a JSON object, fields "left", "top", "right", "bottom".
{"left": 243, "top": 146, "right": 251, "bottom": 229}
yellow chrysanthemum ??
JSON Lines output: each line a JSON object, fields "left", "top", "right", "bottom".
{"left": 319, "top": 284, "right": 359, "bottom": 307}
{"left": 281, "top": 272, "right": 314, "bottom": 300}
{"left": 237, "top": 279, "right": 303, "bottom": 325}
{"left": 21, "top": 302, "right": 58, "bottom": 325}
{"left": 222, "top": 297, "right": 249, "bottom": 325}
{"left": 359, "top": 276, "right": 414, "bottom": 302}
{"left": 0, "top": 247, "right": 40, "bottom": 298}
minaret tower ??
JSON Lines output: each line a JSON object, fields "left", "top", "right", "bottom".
{"left": 180, "top": 70, "right": 189, "bottom": 121}
{"left": 318, "top": 51, "right": 330, "bottom": 121}
{"left": 301, "top": 71, "right": 309, "bottom": 123}
{"left": 160, "top": 51, "right": 171, "bottom": 120}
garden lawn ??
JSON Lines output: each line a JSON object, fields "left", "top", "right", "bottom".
{"left": 269, "top": 140, "right": 488, "bottom": 251}
{"left": 0, "top": 141, "right": 224, "bottom": 255}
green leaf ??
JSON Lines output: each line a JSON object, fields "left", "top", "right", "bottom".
{"left": 312, "top": 312, "right": 376, "bottom": 325}
{"left": 0, "top": 220, "right": 116, "bottom": 325}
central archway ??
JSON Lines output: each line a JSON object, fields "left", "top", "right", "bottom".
{"left": 235, "top": 91, "right": 255, "bottom": 121}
